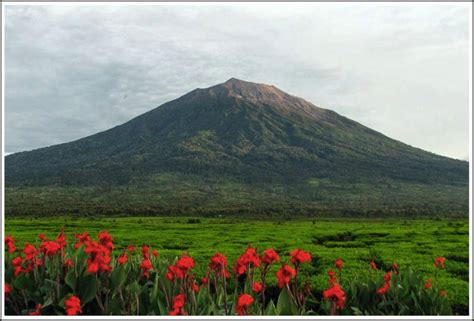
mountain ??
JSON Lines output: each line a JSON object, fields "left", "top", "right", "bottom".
{"left": 5, "top": 78, "right": 469, "bottom": 218}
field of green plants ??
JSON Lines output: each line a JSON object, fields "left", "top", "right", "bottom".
{"left": 4, "top": 216, "right": 470, "bottom": 314}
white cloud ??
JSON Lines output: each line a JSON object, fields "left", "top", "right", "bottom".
{"left": 4, "top": 3, "right": 471, "bottom": 160}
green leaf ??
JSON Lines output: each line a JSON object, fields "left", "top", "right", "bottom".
{"left": 276, "top": 286, "right": 298, "bottom": 315}
{"left": 265, "top": 300, "right": 277, "bottom": 315}
{"left": 65, "top": 270, "right": 76, "bottom": 292}
{"left": 78, "top": 274, "right": 98, "bottom": 306}
{"left": 111, "top": 265, "right": 127, "bottom": 293}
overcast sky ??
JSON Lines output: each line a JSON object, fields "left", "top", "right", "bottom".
{"left": 4, "top": 4, "right": 471, "bottom": 160}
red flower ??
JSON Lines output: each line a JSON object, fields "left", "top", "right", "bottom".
{"left": 323, "top": 283, "right": 346, "bottom": 310}
{"left": 64, "top": 258, "right": 74, "bottom": 268}
{"left": 29, "top": 304, "right": 42, "bottom": 316}
{"left": 128, "top": 245, "right": 135, "bottom": 252}
{"left": 233, "top": 258, "right": 247, "bottom": 276}
{"left": 56, "top": 230, "right": 67, "bottom": 248}
{"left": 439, "top": 290, "right": 447, "bottom": 297}
{"left": 434, "top": 256, "right": 445, "bottom": 269}
{"left": 328, "top": 270, "right": 337, "bottom": 285}
{"left": 166, "top": 265, "right": 183, "bottom": 281}
{"left": 376, "top": 282, "right": 390, "bottom": 295}
{"left": 201, "top": 277, "right": 208, "bottom": 284}
{"left": 236, "top": 294, "right": 254, "bottom": 315}
{"left": 289, "top": 249, "right": 311, "bottom": 266}
{"left": 276, "top": 264, "right": 296, "bottom": 288}
{"left": 38, "top": 233, "right": 46, "bottom": 241}
{"left": 370, "top": 260, "right": 377, "bottom": 270}
{"left": 142, "top": 245, "right": 150, "bottom": 258}
{"left": 209, "top": 253, "right": 229, "bottom": 277}
{"left": 169, "top": 294, "right": 186, "bottom": 315}
{"left": 12, "top": 256, "right": 24, "bottom": 276}
{"left": 5, "top": 283, "right": 11, "bottom": 295}
{"left": 334, "top": 258, "right": 343, "bottom": 270}
{"left": 23, "top": 243, "right": 38, "bottom": 261}
{"left": 172, "top": 293, "right": 186, "bottom": 309}
{"left": 169, "top": 309, "right": 187, "bottom": 316}
{"left": 252, "top": 281, "right": 263, "bottom": 293}
{"left": 425, "top": 278, "right": 432, "bottom": 289}
{"left": 152, "top": 250, "right": 158, "bottom": 257}
{"left": 40, "top": 241, "right": 61, "bottom": 256}
{"left": 74, "top": 232, "right": 90, "bottom": 249}
{"left": 140, "top": 258, "right": 152, "bottom": 278}
{"left": 392, "top": 262, "right": 399, "bottom": 274}
{"left": 167, "top": 255, "right": 195, "bottom": 280}
{"left": 192, "top": 283, "right": 199, "bottom": 293}
{"left": 84, "top": 241, "right": 111, "bottom": 274}
{"left": 176, "top": 255, "right": 195, "bottom": 272}
{"left": 377, "top": 271, "right": 392, "bottom": 295}
{"left": 5, "top": 235, "right": 16, "bottom": 253}
{"left": 98, "top": 232, "right": 114, "bottom": 251}
{"left": 118, "top": 252, "right": 128, "bottom": 265}
{"left": 262, "top": 248, "right": 280, "bottom": 265}
{"left": 233, "top": 247, "right": 260, "bottom": 275}
{"left": 64, "top": 295, "right": 82, "bottom": 315}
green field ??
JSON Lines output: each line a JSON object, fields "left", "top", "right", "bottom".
{"left": 5, "top": 216, "right": 470, "bottom": 314}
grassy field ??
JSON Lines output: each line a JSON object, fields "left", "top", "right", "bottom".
{"left": 5, "top": 216, "right": 470, "bottom": 314}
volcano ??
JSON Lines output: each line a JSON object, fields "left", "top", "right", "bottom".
{"left": 5, "top": 78, "right": 468, "bottom": 217}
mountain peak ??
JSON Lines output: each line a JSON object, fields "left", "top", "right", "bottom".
{"left": 204, "top": 78, "right": 290, "bottom": 105}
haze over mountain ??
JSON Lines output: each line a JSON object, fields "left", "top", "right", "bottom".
{"left": 5, "top": 79, "right": 468, "bottom": 217}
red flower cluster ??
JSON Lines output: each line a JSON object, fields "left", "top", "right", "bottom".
{"left": 323, "top": 283, "right": 346, "bottom": 311}
{"left": 98, "top": 232, "right": 113, "bottom": 251}
{"left": 166, "top": 255, "right": 195, "bottom": 280}
{"left": 236, "top": 294, "right": 254, "bottom": 316}
{"left": 334, "top": 258, "right": 343, "bottom": 270}
{"left": 169, "top": 294, "right": 186, "bottom": 315}
{"left": 434, "top": 256, "right": 445, "bottom": 269}
{"left": 12, "top": 257, "right": 25, "bottom": 276}
{"left": 5, "top": 235, "right": 16, "bottom": 253}
{"left": 74, "top": 232, "right": 90, "bottom": 249}
{"left": 64, "top": 295, "right": 82, "bottom": 315}
{"left": 64, "top": 258, "right": 74, "bottom": 268}
{"left": 29, "top": 304, "right": 42, "bottom": 316}
{"left": 289, "top": 249, "right": 311, "bottom": 266}
{"left": 209, "top": 253, "right": 230, "bottom": 278}
{"left": 276, "top": 264, "right": 296, "bottom": 288}
{"left": 118, "top": 252, "right": 128, "bottom": 265}
{"left": 392, "top": 262, "right": 399, "bottom": 275}
{"left": 140, "top": 258, "right": 153, "bottom": 278}
{"left": 233, "top": 247, "right": 260, "bottom": 275}
{"left": 261, "top": 248, "right": 279, "bottom": 265}
{"left": 23, "top": 244, "right": 38, "bottom": 261}
{"left": 252, "top": 281, "right": 263, "bottom": 293}
{"left": 370, "top": 260, "right": 377, "bottom": 270}
{"left": 56, "top": 230, "right": 67, "bottom": 248}
{"left": 376, "top": 271, "right": 391, "bottom": 295}
{"left": 40, "top": 241, "right": 61, "bottom": 256}
{"left": 142, "top": 245, "right": 150, "bottom": 258}
{"left": 328, "top": 270, "right": 337, "bottom": 285}
{"left": 84, "top": 241, "right": 111, "bottom": 274}
{"left": 5, "top": 283, "right": 11, "bottom": 296}
{"left": 425, "top": 278, "right": 432, "bottom": 289}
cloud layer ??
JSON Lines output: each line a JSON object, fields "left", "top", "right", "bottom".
{"left": 4, "top": 4, "right": 471, "bottom": 160}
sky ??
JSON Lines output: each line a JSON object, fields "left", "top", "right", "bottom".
{"left": 4, "top": 4, "right": 471, "bottom": 160}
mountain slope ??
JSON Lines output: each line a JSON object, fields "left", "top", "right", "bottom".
{"left": 5, "top": 78, "right": 469, "bottom": 217}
